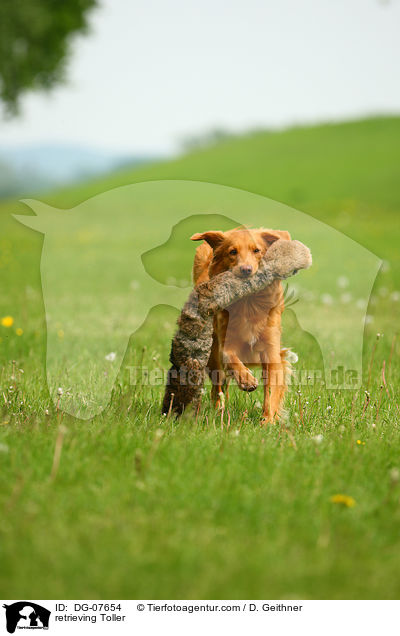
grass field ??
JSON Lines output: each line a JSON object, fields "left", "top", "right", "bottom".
{"left": 1, "top": 117, "right": 400, "bottom": 599}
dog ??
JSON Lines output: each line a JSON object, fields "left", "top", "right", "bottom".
{"left": 191, "top": 227, "right": 291, "bottom": 423}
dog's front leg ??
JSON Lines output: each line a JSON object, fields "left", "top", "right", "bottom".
{"left": 222, "top": 350, "right": 258, "bottom": 392}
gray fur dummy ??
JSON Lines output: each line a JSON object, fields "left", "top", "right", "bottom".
{"left": 162, "top": 239, "right": 312, "bottom": 415}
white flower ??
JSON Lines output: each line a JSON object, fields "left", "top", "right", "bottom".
{"left": 105, "top": 352, "right": 116, "bottom": 362}
{"left": 312, "top": 434, "right": 323, "bottom": 445}
{"left": 321, "top": 293, "right": 333, "bottom": 305}
{"left": 254, "top": 400, "right": 262, "bottom": 409}
{"left": 356, "top": 298, "right": 367, "bottom": 310}
{"left": 57, "top": 387, "right": 63, "bottom": 396}
{"left": 285, "top": 350, "right": 299, "bottom": 364}
{"left": 45, "top": 409, "right": 49, "bottom": 416}
{"left": 326, "top": 405, "right": 332, "bottom": 411}
{"left": 337, "top": 276, "right": 349, "bottom": 288}
{"left": 340, "top": 292, "right": 352, "bottom": 304}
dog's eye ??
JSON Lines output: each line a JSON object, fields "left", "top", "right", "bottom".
{"left": 254, "top": 248, "right": 260, "bottom": 253}
{"left": 229, "top": 249, "right": 238, "bottom": 255}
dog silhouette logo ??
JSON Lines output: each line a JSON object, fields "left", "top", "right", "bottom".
{"left": 2, "top": 602, "right": 51, "bottom": 633}
{"left": 15, "top": 181, "right": 380, "bottom": 418}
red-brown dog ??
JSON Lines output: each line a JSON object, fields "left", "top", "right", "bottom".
{"left": 191, "top": 227, "right": 291, "bottom": 423}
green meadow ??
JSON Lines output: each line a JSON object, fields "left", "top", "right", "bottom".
{"left": 0, "top": 117, "right": 400, "bottom": 599}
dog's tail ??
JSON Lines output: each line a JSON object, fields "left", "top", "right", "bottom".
{"left": 281, "top": 348, "right": 297, "bottom": 382}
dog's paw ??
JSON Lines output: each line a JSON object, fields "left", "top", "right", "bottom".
{"left": 236, "top": 368, "right": 258, "bottom": 392}
{"left": 260, "top": 410, "right": 282, "bottom": 425}
{"left": 260, "top": 415, "right": 275, "bottom": 426}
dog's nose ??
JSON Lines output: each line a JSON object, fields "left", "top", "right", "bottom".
{"left": 240, "top": 265, "right": 253, "bottom": 276}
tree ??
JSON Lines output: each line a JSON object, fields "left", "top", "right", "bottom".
{"left": 0, "top": 0, "right": 97, "bottom": 114}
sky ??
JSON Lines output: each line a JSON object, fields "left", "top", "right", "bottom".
{"left": 1, "top": 0, "right": 400, "bottom": 155}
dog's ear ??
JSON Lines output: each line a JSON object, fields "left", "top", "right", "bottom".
{"left": 190, "top": 231, "right": 225, "bottom": 248}
{"left": 275, "top": 230, "right": 291, "bottom": 241}
{"left": 260, "top": 229, "right": 291, "bottom": 246}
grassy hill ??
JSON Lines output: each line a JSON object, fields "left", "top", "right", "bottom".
{"left": 1, "top": 116, "right": 400, "bottom": 600}
{"left": 37, "top": 116, "right": 400, "bottom": 262}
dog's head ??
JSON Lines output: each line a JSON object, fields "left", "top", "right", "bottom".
{"left": 191, "top": 227, "right": 291, "bottom": 278}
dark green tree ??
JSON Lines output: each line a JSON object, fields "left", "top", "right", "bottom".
{"left": 0, "top": 0, "right": 97, "bottom": 114}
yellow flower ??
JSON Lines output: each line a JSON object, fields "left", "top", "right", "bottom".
{"left": 57, "top": 329, "right": 64, "bottom": 339}
{"left": 1, "top": 316, "right": 14, "bottom": 328}
{"left": 330, "top": 494, "right": 356, "bottom": 508}
{"left": 15, "top": 328, "right": 23, "bottom": 336}
{"left": 356, "top": 439, "right": 366, "bottom": 446}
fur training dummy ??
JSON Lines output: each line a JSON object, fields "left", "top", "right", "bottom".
{"left": 162, "top": 238, "right": 312, "bottom": 415}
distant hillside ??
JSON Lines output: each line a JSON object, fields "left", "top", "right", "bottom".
{"left": 5, "top": 117, "right": 400, "bottom": 264}
{"left": 0, "top": 143, "right": 156, "bottom": 197}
